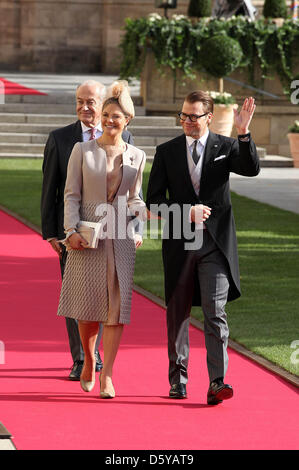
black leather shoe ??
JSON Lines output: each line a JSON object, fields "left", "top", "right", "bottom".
{"left": 95, "top": 351, "right": 103, "bottom": 372}
{"left": 69, "top": 360, "right": 84, "bottom": 381}
{"left": 69, "top": 353, "right": 103, "bottom": 380}
{"left": 207, "top": 380, "right": 233, "bottom": 405}
{"left": 169, "top": 383, "right": 187, "bottom": 399}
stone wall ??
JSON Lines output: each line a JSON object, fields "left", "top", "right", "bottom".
{"left": 0, "top": 0, "right": 103, "bottom": 73}
{"left": 0, "top": 0, "right": 267, "bottom": 73}
{"left": 0, "top": 0, "right": 190, "bottom": 73}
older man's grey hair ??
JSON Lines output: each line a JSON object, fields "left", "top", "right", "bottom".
{"left": 76, "top": 80, "right": 106, "bottom": 101}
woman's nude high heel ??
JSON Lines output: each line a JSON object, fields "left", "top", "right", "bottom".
{"left": 80, "top": 378, "right": 95, "bottom": 393}
{"left": 100, "top": 375, "right": 115, "bottom": 399}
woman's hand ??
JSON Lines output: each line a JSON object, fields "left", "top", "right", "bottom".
{"left": 68, "top": 232, "right": 89, "bottom": 250}
{"left": 134, "top": 234, "right": 143, "bottom": 249}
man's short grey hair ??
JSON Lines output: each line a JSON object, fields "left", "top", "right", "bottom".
{"left": 76, "top": 80, "right": 106, "bottom": 101}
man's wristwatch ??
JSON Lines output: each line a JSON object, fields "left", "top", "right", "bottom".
{"left": 238, "top": 133, "right": 250, "bottom": 142}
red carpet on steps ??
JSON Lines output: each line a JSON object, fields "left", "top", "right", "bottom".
{"left": 0, "top": 77, "right": 47, "bottom": 95}
{"left": 0, "top": 209, "right": 298, "bottom": 450}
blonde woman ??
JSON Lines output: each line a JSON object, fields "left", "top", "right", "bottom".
{"left": 57, "top": 82, "right": 147, "bottom": 398}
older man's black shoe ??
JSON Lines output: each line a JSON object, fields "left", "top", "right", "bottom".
{"left": 169, "top": 383, "right": 187, "bottom": 399}
{"left": 69, "top": 352, "right": 103, "bottom": 380}
{"left": 207, "top": 380, "right": 233, "bottom": 405}
{"left": 95, "top": 351, "right": 103, "bottom": 372}
{"left": 69, "top": 360, "right": 84, "bottom": 381}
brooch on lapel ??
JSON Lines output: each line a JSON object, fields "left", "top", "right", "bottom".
{"left": 129, "top": 156, "right": 134, "bottom": 166}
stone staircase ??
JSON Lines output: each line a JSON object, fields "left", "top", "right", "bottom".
{"left": 0, "top": 96, "right": 182, "bottom": 160}
{"left": 0, "top": 95, "right": 293, "bottom": 166}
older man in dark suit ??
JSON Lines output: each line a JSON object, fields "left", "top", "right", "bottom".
{"left": 41, "top": 80, "right": 134, "bottom": 380}
{"left": 146, "top": 91, "right": 259, "bottom": 404}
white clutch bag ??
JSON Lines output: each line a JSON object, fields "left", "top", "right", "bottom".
{"left": 62, "top": 220, "right": 105, "bottom": 251}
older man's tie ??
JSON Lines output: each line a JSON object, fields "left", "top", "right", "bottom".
{"left": 89, "top": 127, "right": 97, "bottom": 140}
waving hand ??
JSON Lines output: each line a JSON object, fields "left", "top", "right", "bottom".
{"left": 233, "top": 97, "right": 256, "bottom": 135}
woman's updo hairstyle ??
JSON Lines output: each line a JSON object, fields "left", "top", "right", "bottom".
{"left": 102, "top": 80, "right": 135, "bottom": 120}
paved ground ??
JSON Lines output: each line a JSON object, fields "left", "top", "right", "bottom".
{"left": 230, "top": 168, "right": 299, "bottom": 215}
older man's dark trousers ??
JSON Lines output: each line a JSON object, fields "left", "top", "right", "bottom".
{"left": 167, "top": 230, "right": 230, "bottom": 385}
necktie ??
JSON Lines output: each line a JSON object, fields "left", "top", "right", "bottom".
{"left": 89, "top": 127, "right": 97, "bottom": 140}
{"left": 192, "top": 140, "right": 199, "bottom": 165}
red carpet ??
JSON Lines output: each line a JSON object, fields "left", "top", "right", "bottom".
{"left": 0, "top": 209, "right": 298, "bottom": 450}
{"left": 0, "top": 78, "right": 47, "bottom": 95}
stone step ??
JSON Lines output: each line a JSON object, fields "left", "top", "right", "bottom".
{"left": 2, "top": 93, "right": 143, "bottom": 106}
{"left": 259, "top": 155, "right": 293, "bottom": 167}
{"left": 0, "top": 422, "right": 16, "bottom": 450}
{"left": 0, "top": 143, "right": 44, "bottom": 154}
{"left": 0, "top": 103, "right": 146, "bottom": 115}
{"left": 0, "top": 113, "right": 75, "bottom": 125}
{"left": 0, "top": 132, "right": 177, "bottom": 147}
{"left": 257, "top": 147, "right": 266, "bottom": 159}
{"left": 0, "top": 132, "right": 46, "bottom": 144}
{"left": 0, "top": 113, "right": 176, "bottom": 127}
{"left": 0, "top": 153, "right": 44, "bottom": 159}
{"left": 0, "top": 122, "right": 182, "bottom": 136}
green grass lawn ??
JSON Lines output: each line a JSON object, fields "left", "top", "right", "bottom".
{"left": 0, "top": 158, "right": 43, "bottom": 227}
{"left": 0, "top": 158, "right": 298, "bottom": 376}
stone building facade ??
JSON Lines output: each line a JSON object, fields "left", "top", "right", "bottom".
{"left": 0, "top": 0, "right": 265, "bottom": 74}
{"left": 0, "top": 0, "right": 190, "bottom": 73}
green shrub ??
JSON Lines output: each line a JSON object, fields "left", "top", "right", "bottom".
{"left": 199, "top": 35, "right": 243, "bottom": 78}
{"left": 263, "top": 0, "right": 288, "bottom": 18}
{"left": 188, "top": 0, "right": 212, "bottom": 17}
{"left": 119, "top": 16, "right": 299, "bottom": 95}
{"left": 288, "top": 120, "right": 299, "bottom": 133}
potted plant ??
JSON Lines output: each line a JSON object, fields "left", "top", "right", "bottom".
{"left": 188, "top": 0, "right": 212, "bottom": 18}
{"left": 287, "top": 120, "right": 299, "bottom": 168}
{"left": 207, "top": 91, "right": 236, "bottom": 105}
{"left": 199, "top": 35, "right": 242, "bottom": 136}
{"left": 263, "top": 0, "right": 288, "bottom": 26}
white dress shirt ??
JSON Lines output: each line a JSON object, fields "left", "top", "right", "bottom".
{"left": 186, "top": 130, "right": 209, "bottom": 230}
{"left": 81, "top": 122, "right": 103, "bottom": 141}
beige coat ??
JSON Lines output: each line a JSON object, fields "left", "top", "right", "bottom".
{"left": 57, "top": 139, "right": 146, "bottom": 324}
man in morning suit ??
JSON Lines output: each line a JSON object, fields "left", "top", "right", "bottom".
{"left": 146, "top": 91, "right": 259, "bottom": 404}
{"left": 41, "top": 80, "right": 135, "bottom": 380}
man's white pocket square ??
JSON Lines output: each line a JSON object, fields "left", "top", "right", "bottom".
{"left": 214, "top": 155, "right": 227, "bottom": 161}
